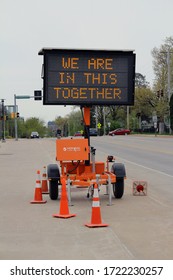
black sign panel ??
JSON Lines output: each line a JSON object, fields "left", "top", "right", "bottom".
{"left": 39, "top": 49, "right": 135, "bottom": 105}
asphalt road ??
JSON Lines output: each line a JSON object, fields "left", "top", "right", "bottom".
{"left": 91, "top": 135, "right": 173, "bottom": 176}
{"left": 0, "top": 135, "right": 173, "bottom": 260}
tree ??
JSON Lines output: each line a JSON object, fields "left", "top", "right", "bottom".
{"left": 67, "top": 109, "right": 83, "bottom": 136}
{"left": 130, "top": 73, "right": 155, "bottom": 131}
{"left": 101, "top": 73, "right": 152, "bottom": 133}
{"left": 134, "top": 87, "right": 154, "bottom": 116}
{"left": 55, "top": 116, "right": 69, "bottom": 136}
{"left": 24, "top": 117, "right": 46, "bottom": 138}
{"left": 151, "top": 36, "right": 173, "bottom": 132}
{"left": 135, "top": 73, "right": 150, "bottom": 88}
{"left": 152, "top": 37, "right": 173, "bottom": 93}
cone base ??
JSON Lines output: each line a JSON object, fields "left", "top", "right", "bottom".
{"left": 30, "top": 200, "right": 47, "bottom": 204}
{"left": 85, "top": 223, "right": 109, "bottom": 228}
{"left": 53, "top": 213, "right": 76, "bottom": 219}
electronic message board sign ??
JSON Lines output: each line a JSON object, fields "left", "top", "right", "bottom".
{"left": 39, "top": 48, "right": 135, "bottom": 106}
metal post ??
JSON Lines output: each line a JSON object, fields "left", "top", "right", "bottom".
{"left": 95, "top": 106, "right": 98, "bottom": 130}
{"left": 91, "top": 147, "right": 96, "bottom": 173}
{"left": 127, "top": 106, "right": 130, "bottom": 129}
{"left": 96, "top": 175, "right": 99, "bottom": 187}
{"left": 107, "top": 174, "right": 112, "bottom": 206}
{"left": 167, "top": 50, "right": 171, "bottom": 101}
{"left": 67, "top": 178, "right": 73, "bottom": 206}
{"left": 103, "top": 107, "right": 106, "bottom": 135}
{"left": 14, "top": 94, "right": 18, "bottom": 141}
{"left": 1, "top": 99, "right": 5, "bottom": 142}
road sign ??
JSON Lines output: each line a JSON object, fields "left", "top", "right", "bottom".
{"left": 39, "top": 48, "right": 136, "bottom": 106}
{"left": 97, "top": 123, "right": 101, "bottom": 129}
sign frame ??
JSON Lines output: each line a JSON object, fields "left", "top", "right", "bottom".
{"left": 39, "top": 48, "right": 136, "bottom": 106}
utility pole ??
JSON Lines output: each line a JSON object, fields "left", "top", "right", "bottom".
{"left": 167, "top": 50, "right": 171, "bottom": 102}
{"left": 103, "top": 107, "right": 106, "bottom": 135}
{"left": 127, "top": 106, "right": 130, "bottom": 129}
{"left": 1, "top": 99, "right": 6, "bottom": 142}
{"left": 167, "top": 50, "right": 173, "bottom": 134}
{"left": 14, "top": 94, "right": 18, "bottom": 141}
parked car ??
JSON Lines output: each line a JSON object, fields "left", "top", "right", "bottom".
{"left": 56, "top": 129, "right": 62, "bottom": 138}
{"left": 31, "top": 131, "right": 39, "bottom": 138}
{"left": 89, "top": 128, "right": 98, "bottom": 136}
{"left": 74, "top": 131, "right": 83, "bottom": 137}
{"left": 109, "top": 128, "right": 131, "bottom": 136}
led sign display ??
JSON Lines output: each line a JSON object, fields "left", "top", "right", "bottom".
{"left": 39, "top": 49, "right": 135, "bottom": 106}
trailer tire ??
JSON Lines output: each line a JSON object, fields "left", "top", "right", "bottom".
{"left": 112, "top": 178, "right": 124, "bottom": 199}
{"left": 49, "top": 180, "right": 59, "bottom": 200}
{"left": 111, "top": 163, "right": 126, "bottom": 199}
{"left": 47, "top": 164, "right": 60, "bottom": 200}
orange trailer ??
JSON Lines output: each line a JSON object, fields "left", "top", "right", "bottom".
{"left": 47, "top": 106, "right": 126, "bottom": 202}
{"left": 39, "top": 48, "right": 135, "bottom": 202}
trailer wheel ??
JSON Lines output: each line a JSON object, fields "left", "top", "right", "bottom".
{"left": 112, "top": 178, "right": 124, "bottom": 199}
{"left": 47, "top": 164, "right": 60, "bottom": 200}
{"left": 111, "top": 163, "right": 126, "bottom": 199}
{"left": 49, "top": 180, "right": 59, "bottom": 200}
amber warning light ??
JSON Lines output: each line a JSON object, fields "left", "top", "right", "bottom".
{"left": 39, "top": 48, "right": 135, "bottom": 106}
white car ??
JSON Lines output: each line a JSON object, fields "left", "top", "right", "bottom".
{"left": 31, "top": 131, "right": 39, "bottom": 138}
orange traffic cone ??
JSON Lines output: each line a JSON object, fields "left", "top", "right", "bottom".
{"left": 41, "top": 166, "right": 49, "bottom": 194}
{"left": 52, "top": 178, "right": 76, "bottom": 219}
{"left": 85, "top": 183, "right": 108, "bottom": 228}
{"left": 30, "top": 170, "right": 47, "bottom": 204}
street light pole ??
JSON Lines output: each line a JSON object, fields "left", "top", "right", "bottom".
{"left": 127, "top": 106, "right": 130, "bottom": 129}
{"left": 167, "top": 50, "right": 173, "bottom": 134}
{"left": 1, "top": 99, "right": 6, "bottom": 142}
{"left": 167, "top": 50, "right": 171, "bottom": 102}
{"left": 14, "top": 94, "right": 18, "bottom": 141}
{"left": 103, "top": 107, "right": 106, "bottom": 135}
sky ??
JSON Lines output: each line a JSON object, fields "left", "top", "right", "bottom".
{"left": 1, "top": 0, "right": 173, "bottom": 124}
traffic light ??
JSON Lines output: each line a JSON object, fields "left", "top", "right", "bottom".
{"left": 17, "top": 112, "right": 20, "bottom": 118}
{"left": 10, "top": 112, "right": 15, "bottom": 119}
{"left": 160, "top": 90, "right": 164, "bottom": 97}
{"left": 34, "top": 90, "right": 42, "bottom": 100}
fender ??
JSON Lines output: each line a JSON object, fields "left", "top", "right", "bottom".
{"left": 47, "top": 164, "right": 60, "bottom": 180}
{"left": 111, "top": 163, "right": 126, "bottom": 178}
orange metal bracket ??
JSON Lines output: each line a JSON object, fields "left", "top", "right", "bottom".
{"left": 83, "top": 107, "right": 90, "bottom": 126}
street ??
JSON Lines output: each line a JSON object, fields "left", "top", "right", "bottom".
{"left": 0, "top": 135, "right": 173, "bottom": 260}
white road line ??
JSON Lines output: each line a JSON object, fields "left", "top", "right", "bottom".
{"left": 117, "top": 157, "right": 173, "bottom": 178}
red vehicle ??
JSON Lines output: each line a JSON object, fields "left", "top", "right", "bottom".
{"left": 109, "top": 128, "right": 131, "bottom": 136}
{"left": 74, "top": 131, "right": 83, "bottom": 137}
